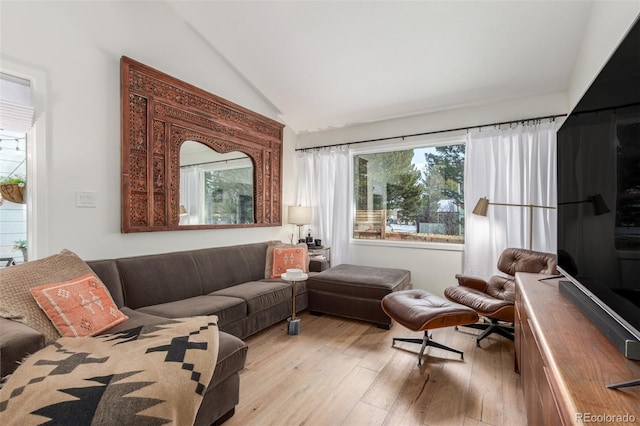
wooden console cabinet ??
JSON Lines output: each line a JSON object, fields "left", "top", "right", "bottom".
{"left": 515, "top": 273, "right": 640, "bottom": 425}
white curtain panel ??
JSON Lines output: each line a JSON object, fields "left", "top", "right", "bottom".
{"left": 179, "top": 167, "right": 202, "bottom": 225}
{"left": 297, "top": 146, "right": 350, "bottom": 266}
{"left": 464, "top": 121, "right": 558, "bottom": 278}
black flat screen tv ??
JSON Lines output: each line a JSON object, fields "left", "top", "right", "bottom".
{"left": 556, "top": 16, "right": 640, "bottom": 360}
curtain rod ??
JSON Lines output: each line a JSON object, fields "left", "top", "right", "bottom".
{"left": 180, "top": 156, "right": 249, "bottom": 168}
{"left": 295, "top": 113, "right": 567, "bottom": 152}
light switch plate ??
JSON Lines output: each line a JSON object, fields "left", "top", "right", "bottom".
{"left": 76, "top": 191, "right": 97, "bottom": 208}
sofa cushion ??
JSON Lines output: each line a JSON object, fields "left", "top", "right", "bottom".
{"left": 0, "top": 249, "right": 98, "bottom": 344}
{"left": 192, "top": 242, "right": 269, "bottom": 294}
{"left": 105, "top": 307, "right": 170, "bottom": 333}
{"left": 116, "top": 251, "right": 203, "bottom": 309}
{"left": 308, "top": 264, "right": 412, "bottom": 299}
{"left": 211, "top": 281, "right": 291, "bottom": 314}
{"left": 30, "top": 273, "right": 129, "bottom": 337}
{"left": 136, "top": 295, "right": 246, "bottom": 326}
{"left": 87, "top": 259, "right": 125, "bottom": 308}
{"left": 0, "top": 317, "right": 45, "bottom": 377}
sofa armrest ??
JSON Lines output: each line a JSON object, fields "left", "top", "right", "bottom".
{"left": 0, "top": 317, "right": 45, "bottom": 377}
{"left": 454, "top": 274, "right": 488, "bottom": 291}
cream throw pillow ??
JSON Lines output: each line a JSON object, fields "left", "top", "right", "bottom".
{"left": 0, "top": 249, "right": 100, "bottom": 344}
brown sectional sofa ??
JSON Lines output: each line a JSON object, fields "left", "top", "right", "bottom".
{"left": 0, "top": 241, "right": 310, "bottom": 426}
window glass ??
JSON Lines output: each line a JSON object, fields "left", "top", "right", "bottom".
{"left": 203, "top": 166, "right": 253, "bottom": 225}
{"left": 0, "top": 130, "right": 27, "bottom": 262}
{"left": 353, "top": 143, "right": 465, "bottom": 244}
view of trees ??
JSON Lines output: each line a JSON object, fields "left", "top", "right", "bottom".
{"left": 204, "top": 167, "right": 254, "bottom": 224}
{"left": 354, "top": 144, "right": 465, "bottom": 241}
{"left": 421, "top": 144, "right": 465, "bottom": 236}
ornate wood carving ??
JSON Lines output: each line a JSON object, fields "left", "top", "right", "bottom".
{"left": 121, "top": 57, "right": 284, "bottom": 233}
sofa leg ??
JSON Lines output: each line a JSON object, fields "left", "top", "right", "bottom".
{"left": 310, "top": 310, "right": 324, "bottom": 316}
{"left": 376, "top": 323, "right": 391, "bottom": 330}
{"left": 211, "top": 408, "right": 235, "bottom": 426}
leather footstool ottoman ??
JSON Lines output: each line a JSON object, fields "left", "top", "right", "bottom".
{"left": 307, "top": 264, "right": 412, "bottom": 329}
{"left": 381, "top": 289, "right": 479, "bottom": 365}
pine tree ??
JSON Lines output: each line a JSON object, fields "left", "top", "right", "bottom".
{"left": 422, "top": 144, "right": 465, "bottom": 235}
{"left": 354, "top": 150, "right": 423, "bottom": 223}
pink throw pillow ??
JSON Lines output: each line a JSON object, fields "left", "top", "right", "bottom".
{"left": 272, "top": 246, "right": 308, "bottom": 279}
{"left": 30, "top": 273, "right": 129, "bottom": 337}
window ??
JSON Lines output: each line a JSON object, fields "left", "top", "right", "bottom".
{"left": 0, "top": 72, "right": 33, "bottom": 263}
{"left": 0, "top": 130, "right": 27, "bottom": 262}
{"left": 353, "top": 142, "right": 465, "bottom": 244}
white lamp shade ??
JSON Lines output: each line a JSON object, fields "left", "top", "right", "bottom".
{"left": 288, "top": 206, "right": 312, "bottom": 225}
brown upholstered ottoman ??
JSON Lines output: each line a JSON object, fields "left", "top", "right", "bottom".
{"left": 307, "top": 264, "right": 412, "bottom": 328}
{"left": 381, "top": 289, "right": 479, "bottom": 365}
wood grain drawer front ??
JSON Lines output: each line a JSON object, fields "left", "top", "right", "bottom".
{"left": 543, "top": 365, "right": 565, "bottom": 426}
{"left": 521, "top": 319, "right": 562, "bottom": 426}
{"left": 521, "top": 317, "right": 542, "bottom": 424}
{"left": 514, "top": 288, "right": 523, "bottom": 373}
{"left": 517, "top": 286, "right": 563, "bottom": 426}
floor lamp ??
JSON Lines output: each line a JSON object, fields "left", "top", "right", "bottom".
{"left": 472, "top": 197, "right": 556, "bottom": 251}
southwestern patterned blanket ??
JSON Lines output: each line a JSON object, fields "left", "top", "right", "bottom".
{"left": 0, "top": 316, "right": 219, "bottom": 425}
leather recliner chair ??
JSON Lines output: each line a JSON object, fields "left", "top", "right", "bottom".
{"left": 444, "top": 247, "right": 557, "bottom": 346}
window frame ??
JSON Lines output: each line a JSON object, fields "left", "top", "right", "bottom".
{"left": 349, "top": 133, "right": 466, "bottom": 251}
{"left": 0, "top": 62, "right": 47, "bottom": 261}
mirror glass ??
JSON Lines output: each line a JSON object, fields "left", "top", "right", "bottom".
{"left": 179, "top": 141, "right": 254, "bottom": 226}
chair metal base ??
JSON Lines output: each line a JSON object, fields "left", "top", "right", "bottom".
{"left": 392, "top": 331, "right": 464, "bottom": 366}
{"left": 458, "top": 319, "right": 514, "bottom": 346}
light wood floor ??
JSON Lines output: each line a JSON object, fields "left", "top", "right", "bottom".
{"left": 225, "top": 311, "right": 526, "bottom": 426}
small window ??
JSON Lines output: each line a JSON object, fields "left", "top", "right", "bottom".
{"left": 353, "top": 143, "right": 465, "bottom": 244}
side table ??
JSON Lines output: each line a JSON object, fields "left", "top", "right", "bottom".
{"left": 308, "top": 246, "right": 331, "bottom": 268}
{"left": 280, "top": 272, "right": 308, "bottom": 335}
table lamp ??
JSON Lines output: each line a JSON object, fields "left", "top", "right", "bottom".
{"left": 288, "top": 205, "right": 312, "bottom": 243}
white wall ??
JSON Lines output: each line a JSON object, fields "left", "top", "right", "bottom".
{"left": 0, "top": 1, "right": 296, "bottom": 260}
{"left": 297, "top": 92, "right": 567, "bottom": 150}
{"left": 568, "top": 3, "right": 640, "bottom": 110}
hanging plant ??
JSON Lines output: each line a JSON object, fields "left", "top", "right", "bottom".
{"left": 0, "top": 175, "right": 26, "bottom": 204}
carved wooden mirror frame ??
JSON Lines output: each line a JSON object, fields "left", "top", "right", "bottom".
{"left": 120, "top": 57, "right": 283, "bottom": 233}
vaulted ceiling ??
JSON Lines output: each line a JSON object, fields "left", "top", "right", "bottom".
{"left": 168, "top": 1, "right": 594, "bottom": 133}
